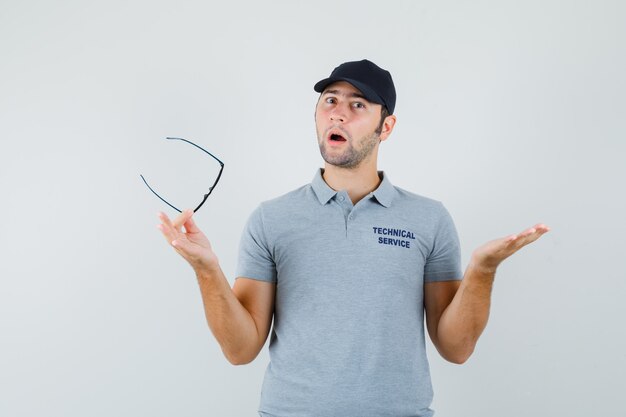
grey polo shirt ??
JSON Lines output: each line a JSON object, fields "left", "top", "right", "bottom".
{"left": 236, "top": 169, "right": 462, "bottom": 417}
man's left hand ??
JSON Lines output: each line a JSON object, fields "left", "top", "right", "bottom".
{"left": 471, "top": 224, "right": 551, "bottom": 274}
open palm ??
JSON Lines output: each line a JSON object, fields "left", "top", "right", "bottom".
{"left": 471, "top": 223, "right": 550, "bottom": 273}
{"left": 157, "top": 210, "right": 219, "bottom": 271}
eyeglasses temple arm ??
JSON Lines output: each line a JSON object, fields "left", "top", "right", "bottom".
{"left": 140, "top": 174, "right": 183, "bottom": 213}
{"left": 166, "top": 137, "right": 224, "bottom": 165}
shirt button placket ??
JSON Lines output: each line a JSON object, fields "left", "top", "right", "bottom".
{"left": 340, "top": 193, "right": 353, "bottom": 236}
{"left": 347, "top": 207, "right": 357, "bottom": 237}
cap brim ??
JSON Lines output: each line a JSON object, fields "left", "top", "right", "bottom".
{"left": 314, "top": 77, "right": 386, "bottom": 109}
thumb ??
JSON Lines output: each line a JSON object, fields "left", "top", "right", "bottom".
{"left": 171, "top": 237, "right": 209, "bottom": 268}
{"left": 171, "top": 238, "right": 201, "bottom": 262}
{"left": 171, "top": 237, "right": 186, "bottom": 250}
{"left": 173, "top": 209, "right": 194, "bottom": 230}
{"left": 183, "top": 214, "right": 202, "bottom": 234}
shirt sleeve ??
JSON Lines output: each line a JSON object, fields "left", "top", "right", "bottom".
{"left": 423, "top": 203, "right": 463, "bottom": 282}
{"left": 235, "top": 204, "right": 277, "bottom": 283}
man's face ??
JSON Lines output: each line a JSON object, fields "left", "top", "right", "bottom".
{"left": 315, "top": 81, "right": 384, "bottom": 169}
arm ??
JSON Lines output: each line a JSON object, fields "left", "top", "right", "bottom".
{"left": 424, "top": 223, "right": 550, "bottom": 364}
{"left": 157, "top": 210, "right": 275, "bottom": 365}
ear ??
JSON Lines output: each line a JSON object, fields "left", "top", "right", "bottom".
{"left": 379, "top": 115, "right": 397, "bottom": 142}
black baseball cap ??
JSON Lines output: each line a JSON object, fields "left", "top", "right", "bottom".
{"left": 314, "top": 59, "right": 396, "bottom": 114}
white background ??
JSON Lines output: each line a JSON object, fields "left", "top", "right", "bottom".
{"left": 1, "top": 1, "right": 624, "bottom": 416}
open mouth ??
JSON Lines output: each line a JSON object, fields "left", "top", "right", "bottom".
{"left": 328, "top": 133, "right": 347, "bottom": 142}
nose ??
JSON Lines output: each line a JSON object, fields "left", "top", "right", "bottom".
{"left": 329, "top": 106, "right": 347, "bottom": 123}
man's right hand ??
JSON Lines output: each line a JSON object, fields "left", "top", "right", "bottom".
{"left": 156, "top": 209, "right": 275, "bottom": 365}
{"left": 157, "top": 210, "right": 219, "bottom": 272}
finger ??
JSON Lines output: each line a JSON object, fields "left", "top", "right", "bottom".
{"left": 157, "top": 212, "right": 181, "bottom": 243}
{"left": 518, "top": 226, "right": 537, "bottom": 238}
{"left": 158, "top": 211, "right": 176, "bottom": 231}
{"left": 157, "top": 221, "right": 179, "bottom": 244}
{"left": 172, "top": 209, "right": 194, "bottom": 230}
{"left": 171, "top": 237, "right": 204, "bottom": 263}
{"left": 171, "top": 237, "right": 191, "bottom": 253}
{"left": 520, "top": 223, "right": 551, "bottom": 239}
{"left": 504, "top": 234, "right": 518, "bottom": 243}
{"left": 509, "top": 224, "right": 550, "bottom": 249}
{"left": 183, "top": 215, "right": 202, "bottom": 234}
{"left": 511, "top": 223, "right": 550, "bottom": 240}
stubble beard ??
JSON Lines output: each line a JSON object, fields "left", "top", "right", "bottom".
{"left": 317, "top": 128, "right": 380, "bottom": 169}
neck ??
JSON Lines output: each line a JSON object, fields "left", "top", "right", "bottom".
{"left": 322, "top": 162, "right": 381, "bottom": 204}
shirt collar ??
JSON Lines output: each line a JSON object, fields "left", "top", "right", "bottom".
{"left": 371, "top": 171, "right": 395, "bottom": 208}
{"left": 311, "top": 169, "right": 337, "bottom": 205}
{"left": 310, "top": 168, "right": 396, "bottom": 208}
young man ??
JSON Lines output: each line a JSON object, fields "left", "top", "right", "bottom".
{"left": 156, "top": 59, "right": 549, "bottom": 417}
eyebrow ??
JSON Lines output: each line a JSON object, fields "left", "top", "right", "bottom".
{"left": 322, "top": 89, "right": 367, "bottom": 101}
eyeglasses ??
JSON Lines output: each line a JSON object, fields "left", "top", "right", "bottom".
{"left": 140, "top": 137, "right": 224, "bottom": 213}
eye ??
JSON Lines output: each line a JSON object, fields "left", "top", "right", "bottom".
{"left": 352, "top": 102, "right": 366, "bottom": 109}
{"left": 325, "top": 97, "right": 336, "bottom": 104}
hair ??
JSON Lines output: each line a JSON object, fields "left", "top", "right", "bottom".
{"left": 375, "top": 106, "right": 390, "bottom": 136}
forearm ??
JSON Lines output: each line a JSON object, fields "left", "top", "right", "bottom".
{"left": 195, "top": 264, "right": 260, "bottom": 365}
{"left": 436, "top": 263, "right": 495, "bottom": 363}
{"left": 428, "top": 223, "right": 549, "bottom": 363}
{"left": 156, "top": 210, "right": 267, "bottom": 365}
